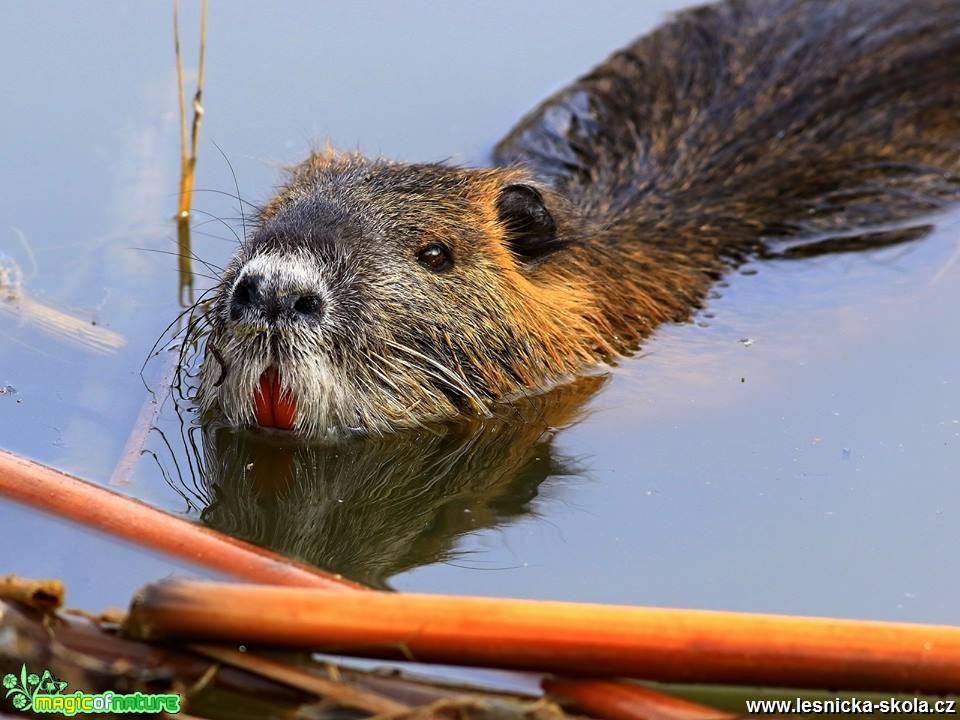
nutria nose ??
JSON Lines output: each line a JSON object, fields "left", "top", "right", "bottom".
{"left": 230, "top": 274, "right": 263, "bottom": 321}
{"left": 230, "top": 273, "right": 324, "bottom": 323}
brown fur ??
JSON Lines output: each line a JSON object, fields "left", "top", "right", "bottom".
{"left": 495, "top": 0, "right": 960, "bottom": 345}
{"left": 201, "top": 0, "right": 960, "bottom": 436}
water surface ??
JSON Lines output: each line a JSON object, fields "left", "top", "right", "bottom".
{"left": 1, "top": 1, "right": 958, "bottom": 622}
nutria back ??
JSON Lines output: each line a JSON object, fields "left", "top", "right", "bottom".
{"left": 497, "top": 0, "right": 960, "bottom": 246}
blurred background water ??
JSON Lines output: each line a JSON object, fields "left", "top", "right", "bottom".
{"left": 1, "top": 1, "right": 958, "bottom": 622}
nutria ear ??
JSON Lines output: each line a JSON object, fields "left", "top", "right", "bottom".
{"left": 495, "top": 184, "right": 563, "bottom": 261}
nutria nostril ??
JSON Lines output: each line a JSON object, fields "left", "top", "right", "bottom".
{"left": 230, "top": 274, "right": 262, "bottom": 320}
{"left": 292, "top": 293, "right": 323, "bottom": 316}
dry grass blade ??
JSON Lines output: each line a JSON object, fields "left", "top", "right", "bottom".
{"left": 373, "top": 696, "right": 566, "bottom": 720}
{"left": 190, "top": 644, "right": 409, "bottom": 715}
{"left": 0, "top": 294, "right": 125, "bottom": 353}
{"left": 1, "top": 257, "right": 124, "bottom": 352}
{"left": 0, "top": 575, "right": 64, "bottom": 610}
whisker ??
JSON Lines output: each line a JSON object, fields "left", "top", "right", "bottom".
{"left": 189, "top": 228, "right": 243, "bottom": 244}
{"left": 189, "top": 215, "right": 242, "bottom": 231}
{"left": 207, "top": 343, "right": 228, "bottom": 387}
{"left": 190, "top": 188, "right": 262, "bottom": 213}
{"left": 190, "top": 208, "right": 244, "bottom": 244}
{"left": 211, "top": 140, "right": 249, "bottom": 242}
{"left": 142, "top": 287, "right": 218, "bottom": 370}
{"left": 175, "top": 308, "right": 211, "bottom": 400}
{"left": 129, "top": 246, "right": 225, "bottom": 275}
{"left": 382, "top": 338, "right": 488, "bottom": 412}
{"left": 141, "top": 287, "right": 218, "bottom": 399}
{"left": 364, "top": 352, "right": 433, "bottom": 429}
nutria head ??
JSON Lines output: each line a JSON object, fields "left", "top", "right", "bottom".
{"left": 199, "top": 150, "right": 616, "bottom": 437}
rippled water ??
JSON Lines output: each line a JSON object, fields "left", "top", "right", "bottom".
{"left": 2, "top": 1, "right": 959, "bottom": 623}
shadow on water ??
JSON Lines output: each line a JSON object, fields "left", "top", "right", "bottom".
{"left": 161, "top": 374, "right": 603, "bottom": 589}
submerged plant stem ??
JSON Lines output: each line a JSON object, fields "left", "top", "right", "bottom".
{"left": 174, "top": 0, "right": 206, "bottom": 221}
{"left": 174, "top": 0, "right": 207, "bottom": 306}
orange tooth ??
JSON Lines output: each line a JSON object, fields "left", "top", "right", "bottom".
{"left": 254, "top": 368, "right": 296, "bottom": 430}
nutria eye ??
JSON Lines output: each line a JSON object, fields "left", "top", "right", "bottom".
{"left": 417, "top": 243, "right": 452, "bottom": 272}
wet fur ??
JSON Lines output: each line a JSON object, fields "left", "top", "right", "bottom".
{"left": 202, "top": 0, "right": 960, "bottom": 436}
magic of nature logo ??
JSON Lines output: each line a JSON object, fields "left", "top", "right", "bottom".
{"left": 3, "top": 664, "right": 180, "bottom": 715}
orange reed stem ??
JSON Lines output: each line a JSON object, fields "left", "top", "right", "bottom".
{"left": 0, "top": 449, "right": 361, "bottom": 591}
{"left": 125, "top": 580, "right": 960, "bottom": 695}
{"left": 1, "top": 449, "right": 712, "bottom": 719}
{"left": 543, "top": 679, "right": 735, "bottom": 720}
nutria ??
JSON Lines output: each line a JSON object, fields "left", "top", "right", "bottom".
{"left": 199, "top": 0, "right": 960, "bottom": 437}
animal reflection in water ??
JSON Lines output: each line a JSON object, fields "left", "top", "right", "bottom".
{"left": 170, "top": 375, "right": 602, "bottom": 588}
